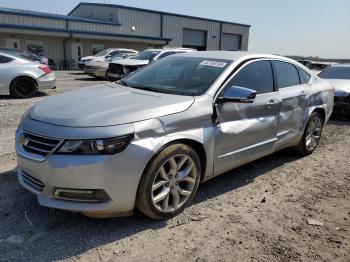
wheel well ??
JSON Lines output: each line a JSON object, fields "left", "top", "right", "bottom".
{"left": 172, "top": 139, "right": 207, "bottom": 181}
{"left": 10, "top": 76, "right": 37, "bottom": 89}
{"left": 313, "top": 108, "right": 326, "bottom": 124}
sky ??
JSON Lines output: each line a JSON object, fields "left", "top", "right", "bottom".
{"left": 0, "top": 0, "right": 349, "bottom": 59}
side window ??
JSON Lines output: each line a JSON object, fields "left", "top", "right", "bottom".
{"left": 297, "top": 67, "right": 311, "bottom": 84}
{"left": 0, "top": 55, "right": 13, "bottom": 64}
{"left": 226, "top": 60, "right": 274, "bottom": 94}
{"left": 108, "top": 51, "right": 119, "bottom": 57}
{"left": 272, "top": 61, "right": 300, "bottom": 88}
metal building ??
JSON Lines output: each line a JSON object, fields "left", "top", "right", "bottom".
{"left": 0, "top": 2, "right": 250, "bottom": 68}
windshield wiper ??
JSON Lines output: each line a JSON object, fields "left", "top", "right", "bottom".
{"left": 135, "top": 86, "right": 165, "bottom": 93}
{"left": 116, "top": 79, "right": 130, "bottom": 87}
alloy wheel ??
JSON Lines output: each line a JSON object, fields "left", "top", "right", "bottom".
{"left": 151, "top": 154, "right": 197, "bottom": 213}
{"left": 305, "top": 116, "right": 322, "bottom": 151}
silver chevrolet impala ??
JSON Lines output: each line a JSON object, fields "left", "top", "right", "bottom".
{"left": 15, "top": 52, "right": 334, "bottom": 219}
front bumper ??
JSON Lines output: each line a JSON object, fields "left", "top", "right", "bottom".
{"left": 107, "top": 72, "right": 122, "bottom": 79}
{"left": 84, "top": 67, "right": 107, "bottom": 78}
{"left": 78, "top": 62, "right": 85, "bottom": 69}
{"left": 15, "top": 126, "right": 154, "bottom": 218}
{"left": 37, "top": 72, "right": 56, "bottom": 90}
{"left": 333, "top": 95, "right": 350, "bottom": 118}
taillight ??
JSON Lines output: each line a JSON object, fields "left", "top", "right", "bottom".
{"left": 39, "top": 65, "right": 51, "bottom": 74}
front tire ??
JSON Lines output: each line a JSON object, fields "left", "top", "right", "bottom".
{"left": 136, "top": 144, "right": 201, "bottom": 220}
{"left": 10, "top": 77, "right": 38, "bottom": 98}
{"left": 296, "top": 111, "right": 324, "bottom": 156}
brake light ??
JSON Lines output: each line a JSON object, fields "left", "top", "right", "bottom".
{"left": 39, "top": 65, "right": 51, "bottom": 74}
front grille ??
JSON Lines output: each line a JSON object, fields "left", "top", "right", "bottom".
{"left": 125, "top": 65, "right": 140, "bottom": 74}
{"left": 22, "top": 171, "right": 44, "bottom": 192}
{"left": 22, "top": 131, "right": 61, "bottom": 157}
{"left": 85, "top": 65, "right": 99, "bottom": 70}
{"left": 109, "top": 63, "right": 123, "bottom": 74}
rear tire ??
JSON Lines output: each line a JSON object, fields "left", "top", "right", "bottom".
{"left": 10, "top": 77, "right": 37, "bottom": 98}
{"left": 136, "top": 144, "right": 201, "bottom": 220}
{"left": 295, "top": 111, "right": 324, "bottom": 156}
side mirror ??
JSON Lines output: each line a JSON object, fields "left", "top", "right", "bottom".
{"left": 106, "top": 55, "right": 112, "bottom": 59}
{"left": 217, "top": 86, "right": 256, "bottom": 103}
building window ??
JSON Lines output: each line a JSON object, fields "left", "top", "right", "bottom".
{"left": 25, "top": 40, "right": 44, "bottom": 56}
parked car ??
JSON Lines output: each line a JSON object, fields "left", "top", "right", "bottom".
{"left": 0, "top": 47, "right": 48, "bottom": 64}
{"left": 297, "top": 60, "right": 312, "bottom": 67}
{"left": 15, "top": 51, "right": 333, "bottom": 219}
{"left": 78, "top": 48, "right": 137, "bottom": 69}
{"left": 306, "top": 61, "right": 337, "bottom": 74}
{"left": 0, "top": 52, "right": 55, "bottom": 98}
{"left": 108, "top": 48, "right": 196, "bottom": 80}
{"left": 318, "top": 64, "right": 350, "bottom": 119}
{"left": 84, "top": 53, "right": 137, "bottom": 78}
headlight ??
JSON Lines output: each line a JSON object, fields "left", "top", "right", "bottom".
{"left": 56, "top": 135, "right": 133, "bottom": 155}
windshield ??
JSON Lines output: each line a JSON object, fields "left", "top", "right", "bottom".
{"left": 133, "top": 50, "right": 160, "bottom": 61}
{"left": 318, "top": 66, "right": 350, "bottom": 80}
{"left": 95, "top": 50, "right": 110, "bottom": 57}
{"left": 122, "top": 56, "right": 231, "bottom": 96}
{"left": 308, "top": 63, "right": 329, "bottom": 71}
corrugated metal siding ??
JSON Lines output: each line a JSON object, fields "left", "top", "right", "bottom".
{"left": 117, "top": 9, "right": 160, "bottom": 36}
{"left": 0, "top": 14, "right": 65, "bottom": 29}
{"left": 68, "top": 21, "right": 120, "bottom": 33}
{"left": 222, "top": 23, "right": 249, "bottom": 51}
{"left": 163, "top": 15, "right": 220, "bottom": 50}
{"left": 70, "top": 5, "right": 119, "bottom": 23}
{"left": 70, "top": 6, "right": 161, "bottom": 37}
{"left": 67, "top": 38, "right": 150, "bottom": 60}
{"left": 0, "top": 33, "right": 64, "bottom": 64}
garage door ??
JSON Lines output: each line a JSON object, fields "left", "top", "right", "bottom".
{"left": 222, "top": 33, "right": 241, "bottom": 51}
{"left": 183, "top": 29, "right": 207, "bottom": 50}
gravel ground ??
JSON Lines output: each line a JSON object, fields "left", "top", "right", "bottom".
{"left": 0, "top": 71, "right": 349, "bottom": 262}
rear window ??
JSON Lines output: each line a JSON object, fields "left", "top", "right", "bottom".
{"left": 318, "top": 66, "right": 350, "bottom": 80}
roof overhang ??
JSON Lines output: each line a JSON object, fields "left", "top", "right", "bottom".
{"left": 0, "top": 24, "right": 171, "bottom": 45}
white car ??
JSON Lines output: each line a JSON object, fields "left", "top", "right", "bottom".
{"left": 84, "top": 53, "right": 137, "bottom": 78}
{"left": 0, "top": 52, "right": 56, "bottom": 98}
{"left": 306, "top": 61, "right": 337, "bottom": 74}
{"left": 108, "top": 48, "right": 196, "bottom": 80}
{"left": 78, "top": 48, "right": 138, "bottom": 69}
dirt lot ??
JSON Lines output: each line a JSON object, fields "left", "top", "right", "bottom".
{"left": 0, "top": 71, "right": 349, "bottom": 262}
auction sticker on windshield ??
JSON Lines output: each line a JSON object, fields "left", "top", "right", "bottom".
{"left": 200, "top": 60, "right": 228, "bottom": 68}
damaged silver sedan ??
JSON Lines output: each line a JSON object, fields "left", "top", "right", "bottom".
{"left": 15, "top": 51, "right": 334, "bottom": 219}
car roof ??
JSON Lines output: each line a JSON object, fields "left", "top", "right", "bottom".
{"left": 311, "top": 61, "right": 336, "bottom": 65}
{"left": 174, "top": 51, "right": 294, "bottom": 62}
{"left": 327, "top": 63, "right": 350, "bottom": 68}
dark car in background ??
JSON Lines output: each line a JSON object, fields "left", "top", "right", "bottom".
{"left": 318, "top": 64, "right": 350, "bottom": 119}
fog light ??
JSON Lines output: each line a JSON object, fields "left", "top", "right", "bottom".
{"left": 54, "top": 188, "right": 109, "bottom": 202}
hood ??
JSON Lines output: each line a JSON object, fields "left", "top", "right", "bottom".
{"left": 30, "top": 83, "right": 194, "bottom": 127}
{"left": 113, "top": 58, "right": 149, "bottom": 67}
{"left": 85, "top": 59, "right": 108, "bottom": 67}
{"left": 325, "top": 79, "right": 350, "bottom": 93}
{"left": 81, "top": 56, "right": 95, "bottom": 62}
